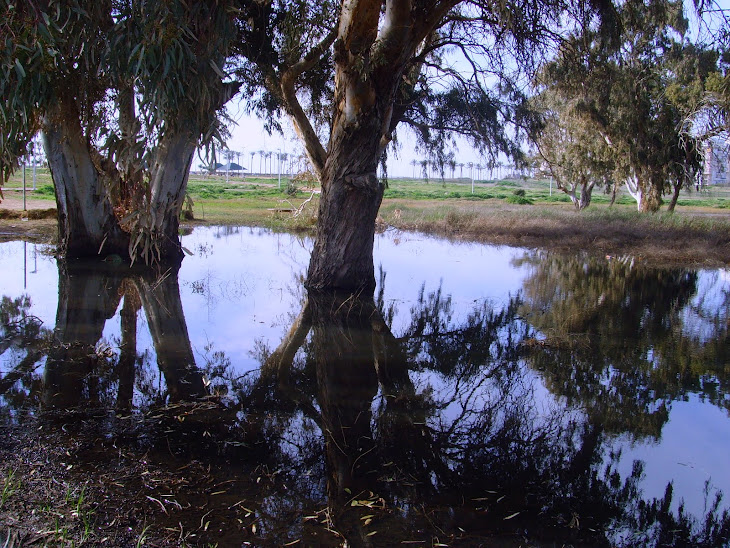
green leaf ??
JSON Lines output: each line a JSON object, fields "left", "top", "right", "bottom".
{"left": 14, "top": 59, "right": 25, "bottom": 79}
{"left": 209, "top": 59, "right": 225, "bottom": 79}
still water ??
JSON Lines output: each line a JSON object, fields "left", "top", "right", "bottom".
{"left": 1, "top": 226, "right": 729, "bottom": 546}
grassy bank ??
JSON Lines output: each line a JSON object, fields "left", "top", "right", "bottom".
{"left": 2, "top": 169, "right": 730, "bottom": 266}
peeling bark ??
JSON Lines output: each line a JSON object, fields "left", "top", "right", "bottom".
{"left": 42, "top": 98, "right": 129, "bottom": 259}
{"left": 136, "top": 130, "right": 199, "bottom": 264}
{"left": 626, "top": 172, "right": 662, "bottom": 213}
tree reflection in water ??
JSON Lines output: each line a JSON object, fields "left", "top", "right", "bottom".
{"left": 515, "top": 251, "right": 730, "bottom": 436}
{"left": 0, "top": 257, "right": 728, "bottom": 546}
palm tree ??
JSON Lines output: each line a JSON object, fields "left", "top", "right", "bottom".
{"left": 458, "top": 163, "right": 464, "bottom": 178}
{"left": 448, "top": 159, "right": 456, "bottom": 179}
{"left": 258, "top": 150, "right": 265, "bottom": 175}
{"left": 410, "top": 159, "right": 418, "bottom": 179}
{"left": 250, "top": 151, "right": 255, "bottom": 174}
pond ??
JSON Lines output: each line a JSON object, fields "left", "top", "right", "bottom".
{"left": 1, "top": 226, "right": 729, "bottom": 546}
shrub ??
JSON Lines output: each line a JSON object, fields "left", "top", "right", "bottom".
{"left": 505, "top": 194, "right": 533, "bottom": 205}
{"left": 35, "top": 184, "right": 55, "bottom": 196}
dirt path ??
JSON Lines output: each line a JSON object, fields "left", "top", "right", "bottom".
{"left": 0, "top": 193, "right": 55, "bottom": 211}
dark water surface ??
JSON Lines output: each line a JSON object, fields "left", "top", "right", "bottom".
{"left": 1, "top": 226, "right": 729, "bottom": 546}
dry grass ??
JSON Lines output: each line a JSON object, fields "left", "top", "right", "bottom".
{"left": 379, "top": 200, "right": 730, "bottom": 267}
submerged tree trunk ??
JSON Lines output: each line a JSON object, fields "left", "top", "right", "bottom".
{"left": 310, "top": 293, "right": 379, "bottom": 500}
{"left": 44, "top": 260, "right": 124, "bottom": 410}
{"left": 306, "top": 127, "right": 386, "bottom": 292}
{"left": 135, "top": 266, "right": 206, "bottom": 402}
{"left": 133, "top": 131, "right": 198, "bottom": 264}
{"left": 116, "top": 279, "right": 141, "bottom": 411}
{"left": 42, "top": 98, "right": 129, "bottom": 259}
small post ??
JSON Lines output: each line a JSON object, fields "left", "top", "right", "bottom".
{"left": 22, "top": 161, "right": 26, "bottom": 211}
{"left": 32, "top": 136, "right": 37, "bottom": 190}
{"left": 277, "top": 148, "right": 281, "bottom": 189}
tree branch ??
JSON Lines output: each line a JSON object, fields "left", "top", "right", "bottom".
{"left": 280, "top": 29, "right": 336, "bottom": 179}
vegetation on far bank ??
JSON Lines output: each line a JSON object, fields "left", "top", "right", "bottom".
{"left": 2, "top": 168, "right": 730, "bottom": 266}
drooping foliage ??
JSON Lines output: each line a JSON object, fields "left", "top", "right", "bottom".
{"left": 1, "top": 0, "right": 240, "bottom": 261}
{"left": 536, "top": 0, "right": 714, "bottom": 212}
{"left": 0, "top": 0, "right": 113, "bottom": 191}
{"left": 233, "top": 0, "right": 609, "bottom": 176}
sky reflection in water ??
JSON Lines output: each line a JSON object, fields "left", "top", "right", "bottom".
{"left": 1, "top": 226, "right": 729, "bottom": 545}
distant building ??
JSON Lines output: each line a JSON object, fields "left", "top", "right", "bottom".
{"left": 703, "top": 140, "right": 729, "bottom": 185}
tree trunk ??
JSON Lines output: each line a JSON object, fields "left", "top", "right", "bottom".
{"left": 576, "top": 181, "right": 595, "bottom": 211}
{"left": 626, "top": 173, "right": 662, "bottom": 213}
{"left": 133, "top": 131, "right": 198, "bottom": 264}
{"left": 639, "top": 179, "right": 663, "bottom": 213}
{"left": 306, "top": 140, "right": 385, "bottom": 293}
{"left": 609, "top": 182, "right": 618, "bottom": 207}
{"left": 666, "top": 181, "right": 682, "bottom": 213}
{"left": 42, "top": 99, "right": 129, "bottom": 259}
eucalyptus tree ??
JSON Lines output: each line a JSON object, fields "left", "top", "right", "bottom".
{"left": 689, "top": 1, "right": 729, "bottom": 141}
{"left": 1, "top": 0, "right": 239, "bottom": 261}
{"left": 234, "top": 0, "right": 613, "bottom": 293}
{"left": 1, "top": 1, "right": 129, "bottom": 256}
{"left": 539, "top": 0, "right": 710, "bottom": 213}
{"left": 530, "top": 88, "right": 615, "bottom": 210}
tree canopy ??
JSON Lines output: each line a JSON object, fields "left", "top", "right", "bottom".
{"left": 1, "top": 0, "right": 239, "bottom": 259}
{"left": 532, "top": 0, "right": 718, "bottom": 212}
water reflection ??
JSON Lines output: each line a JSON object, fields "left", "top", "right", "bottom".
{"left": 39, "top": 261, "right": 209, "bottom": 412}
{"left": 516, "top": 251, "right": 730, "bottom": 437}
{"left": 1, "top": 234, "right": 729, "bottom": 546}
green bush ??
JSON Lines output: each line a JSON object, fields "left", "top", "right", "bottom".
{"left": 505, "top": 194, "right": 533, "bottom": 205}
{"left": 35, "top": 184, "right": 55, "bottom": 196}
